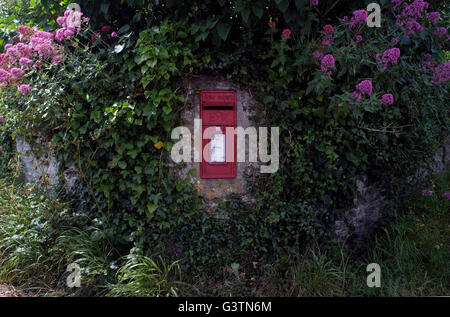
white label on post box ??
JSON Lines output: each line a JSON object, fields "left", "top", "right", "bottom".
{"left": 211, "top": 128, "right": 225, "bottom": 163}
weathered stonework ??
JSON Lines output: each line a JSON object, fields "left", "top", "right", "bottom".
{"left": 334, "top": 137, "right": 450, "bottom": 249}
{"left": 177, "top": 75, "right": 259, "bottom": 203}
{"left": 15, "top": 136, "right": 78, "bottom": 191}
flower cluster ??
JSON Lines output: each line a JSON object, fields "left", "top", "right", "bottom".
{"left": 55, "top": 10, "right": 89, "bottom": 42}
{"left": 421, "top": 189, "right": 433, "bottom": 196}
{"left": 380, "top": 93, "right": 394, "bottom": 105}
{"left": 0, "top": 10, "right": 87, "bottom": 91}
{"left": 393, "top": 0, "right": 434, "bottom": 38}
{"left": 426, "top": 12, "right": 440, "bottom": 24}
{"left": 320, "top": 54, "right": 335, "bottom": 75}
{"left": 356, "top": 80, "right": 373, "bottom": 96}
{"left": 349, "top": 10, "right": 368, "bottom": 29}
{"left": 349, "top": 80, "right": 373, "bottom": 104}
{"left": 310, "top": 0, "right": 318, "bottom": 6}
{"left": 323, "top": 24, "right": 333, "bottom": 35}
{"left": 431, "top": 62, "right": 450, "bottom": 85}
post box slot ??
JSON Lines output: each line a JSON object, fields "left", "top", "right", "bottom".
{"left": 203, "top": 106, "right": 234, "bottom": 110}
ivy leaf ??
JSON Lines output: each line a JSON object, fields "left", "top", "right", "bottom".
{"left": 277, "top": 0, "right": 290, "bottom": 13}
{"left": 217, "top": 23, "right": 232, "bottom": 41}
{"left": 253, "top": 6, "right": 263, "bottom": 19}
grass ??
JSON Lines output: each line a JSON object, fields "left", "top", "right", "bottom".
{"left": 0, "top": 168, "right": 448, "bottom": 296}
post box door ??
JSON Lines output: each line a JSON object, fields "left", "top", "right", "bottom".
{"left": 200, "top": 90, "right": 237, "bottom": 179}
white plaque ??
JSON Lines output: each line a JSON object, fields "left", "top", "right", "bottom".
{"left": 211, "top": 132, "right": 225, "bottom": 163}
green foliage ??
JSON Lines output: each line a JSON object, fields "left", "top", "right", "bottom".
{"left": 108, "top": 255, "right": 181, "bottom": 297}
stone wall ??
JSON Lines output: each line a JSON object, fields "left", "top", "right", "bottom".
{"left": 334, "top": 138, "right": 450, "bottom": 249}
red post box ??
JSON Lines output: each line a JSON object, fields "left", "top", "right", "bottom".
{"left": 200, "top": 90, "right": 237, "bottom": 179}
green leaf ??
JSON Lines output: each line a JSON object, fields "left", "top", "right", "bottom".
{"left": 253, "top": 6, "right": 263, "bottom": 19}
{"left": 277, "top": 0, "right": 290, "bottom": 13}
{"left": 217, "top": 23, "right": 232, "bottom": 41}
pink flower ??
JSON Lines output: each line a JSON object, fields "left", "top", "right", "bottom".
{"left": 310, "top": 0, "right": 318, "bottom": 6}
{"left": 356, "top": 80, "right": 373, "bottom": 96}
{"left": 391, "top": 37, "right": 399, "bottom": 44}
{"left": 421, "top": 189, "right": 433, "bottom": 197}
{"left": 342, "top": 16, "right": 348, "bottom": 22}
{"left": 0, "top": 116, "right": 3, "bottom": 122}
{"left": 442, "top": 192, "right": 450, "bottom": 200}
{"left": 427, "top": 12, "right": 440, "bottom": 24}
{"left": 10, "top": 67, "right": 24, "bottom": 80}
{"left": 312, "top": 50, "right": 324, "bottom": 61}
{"left": 282, "top": 28, "right": 291, "bottom": 39}
{"left": 268, "top": 21, "right": 276, "bottom": 29}
{"left": 431, "top": 62, "right": 450, "bottom": 85}
{"left": 19, "top": 57, "right": 33, "bottom": 67}
{"left": 19, "top": 84, "right": 32, "bottom": 95}
{"left": 382, "top": 47, "right": 401, "bottom": 64}
{"left": 350, "top": 10, "right": 368, "bottom": 29}
{"left": 434, "top": 27, "right": 447, "bottom": 38}
{"left": 350, "top": 91, "right": 362, "bottom": 103}
{"left": 111, "top": 32, "right": 118, "bottom": 37}
{"left": 356, "top": 35, "right": 363, "bottom": 42}
{"left": 0, "top": 146, "right": 2, "bottom": 153}
{"left": 320, "top": 54, "right": 335, "bottom": 73}
{"left": 380, "top": 93, "right": 394, "bottom": 105}
{"left": 323, "top": 24, "right": 334, "bottom": 35}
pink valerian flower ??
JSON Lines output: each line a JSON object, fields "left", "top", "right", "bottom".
{"left": 395, "top": 0, "right": 429, "bottom": 37}
{"left": 19, "top": 57, "right": 33, "bottom": 68}
{"left": 320, "top": 54, "right": 335, "bottom": 74}
{"left": 442, "top": 192, "right": 450, "bottom": 200}
{"left": 310, "top": 0, "right": 318, "bottom": 6}
{"left": 349, "top": 91, "right": 362, "bottom": 104}
{"left": 356, "top": 80, "right": 373, "bottom": 96}
{"left": 391, "top": 37, "right": 399, "bottom": 44}
{"left": 349, "top": 10, "right": 368, "bottom": 29}
{"left": 356, "top": 35, "right": 363, "bottom": 42}
{"left": 431, "top": 62, "right": 450, "bottom": 85}
{"left": 10, "top": 67, "right": 25, "bottom": 80}
{"left": 282, "top": 29, "right": 291, "bottom": 39}
{"left": 312, "top": 50, "right": 324, "bottom": 61}
{"left": 268, "top": 21, "right": 276, "bottom": 29}
{"left": 380, "top": 94, "right": 394, "bottom": 105}
{"left": 0, "top": 69, "right": 11, "bottom": 84}
{"left": 323, "top": 24, "right": 334, "bottom": 35}
{"left": 19, "top": 84, "right": 32, "bottom": 95}
{"left": 342, "top": 16, "right": 348, "bottom": 22}
{"left": 17, "top": 25, "right": 34, "bottom": 41}
{"left": 111, "top": 32, "right": 118, "bottom": 38}
{"left": 382, "top": 48, "right": 401, "bottom": 64}
{"left": 434, "top": 27, "right": 447, "bottom": 38}
{"left": 427, "top": 12, "right": 440, "bottom": 24}
{"left": 0, "top": 116, "right": 3, "bottom": 122}
{"left": 421, "top": 189, "right": 433, "bottom": 197}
